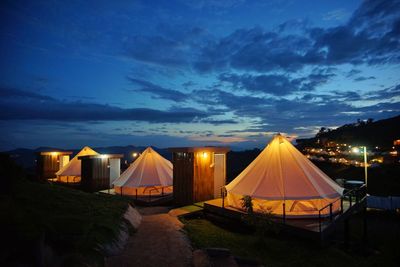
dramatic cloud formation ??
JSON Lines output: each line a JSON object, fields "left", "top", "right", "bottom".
{"left": 0, "top": 0, "right": 399, "bottom": 150}
{"left": 0, "top": 87, "right": 207, "bottom": 123}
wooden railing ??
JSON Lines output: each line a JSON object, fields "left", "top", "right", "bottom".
{"left": 220, "top": 185, "right": 367, "bottom": 233}
{"left": 318, "top": 184, "right": 367, "bottom": 232}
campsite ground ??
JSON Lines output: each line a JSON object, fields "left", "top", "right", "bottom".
{"left": 181, "top": 210, "right": 400, "bottom": 267}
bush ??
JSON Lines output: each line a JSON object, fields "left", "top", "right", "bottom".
{"left": 240, "top": 196, "right": 280, "bottom": 242}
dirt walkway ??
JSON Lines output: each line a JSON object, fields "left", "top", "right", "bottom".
{"left": 105, "top": 207, "right": 192, "bottom": 267}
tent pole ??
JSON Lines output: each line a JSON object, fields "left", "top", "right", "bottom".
{"left": 283, "top": 202, "right": 286, "bottom": 223}
{"left": 221, "top": 187, "right": 225, "bottom": 208}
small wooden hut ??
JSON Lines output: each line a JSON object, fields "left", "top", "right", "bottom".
{"left": 78, "top": 154, "right": 123, "bottom": 192}
{"left": 169, "top": 147, "right": 229, "bottom": 206}
{"left": 36, "top": 151, "right": 72, "bottom": 181}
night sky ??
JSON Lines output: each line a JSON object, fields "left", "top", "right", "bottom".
{"left": 1, "top": 0, "right": 399, "bottom": 151}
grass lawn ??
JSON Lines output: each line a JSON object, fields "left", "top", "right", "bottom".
{"left": 181, "top": 211, "right": 400, "bottom": 267}
{"left": 1, "top": 178, "right": 133, "bottom": 266}
{"left": 179, "top": 204, "right": 204, "bottom": 213}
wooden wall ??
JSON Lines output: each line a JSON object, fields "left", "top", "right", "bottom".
{"left": 173, "top": 151, "right": 220, "bottom": 205}
{"left": 81, "top": 158, "right": 110, "bottom": 192}
{"left": 36, "top": 154, "right": 60, "bottom": 180}
{"left": 172, "top": 152, "right": 194, "bottom": 206}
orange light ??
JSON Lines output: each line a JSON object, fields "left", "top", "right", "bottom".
{"left": 132, "top": 152, "right": 138, "bottom": 157}
{"left": 202, "top": 152, "right": 208, "bottom": 159}
{"left": 51, "top": 152, "right": 58, "bottom": 156}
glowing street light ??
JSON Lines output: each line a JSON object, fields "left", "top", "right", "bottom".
{"left": 131, "top": 152, "right": 141, "bottom": 163}
{"left": 352, "top": 146, "right": 368, "bottom": 188}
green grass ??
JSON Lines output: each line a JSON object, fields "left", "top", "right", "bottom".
{"left": 182, "top": 213, "right": 400, "bottom": 267}
{"left": 179, "top": 204, "right": 204, "bottom": 213}
{"left": 1, "top": 179, "right": 132, "bottom": 266}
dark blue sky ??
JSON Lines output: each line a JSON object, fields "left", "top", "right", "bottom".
{"left": 1, "top": 0, "right": 399, "bottom": 150}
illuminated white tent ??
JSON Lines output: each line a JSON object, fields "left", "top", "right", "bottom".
{"left": 113, "top": 147, "right": 173, "bottom": 196}
{"left": 56, "top": 146, "right": 99, "bottom": 183}
{"left": 226, "top": 134, "right": 344, "bottom": 217}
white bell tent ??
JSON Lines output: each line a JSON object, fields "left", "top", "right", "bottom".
{"left": 113, "top": 147, "right": 173, "bottom": 196}
{"left": 56, "top": 146, "right": 99, "bottom": 183}
{"left": 225, "top": 134, "right": 344, "bottom": 217}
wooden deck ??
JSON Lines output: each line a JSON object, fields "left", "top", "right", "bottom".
{"left": 203, "top": 196, "right": 367, "bottom": 243}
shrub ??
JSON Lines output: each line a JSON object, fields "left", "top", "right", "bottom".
{"left": 240, "top": 196, "right": 280, "bottom": 242}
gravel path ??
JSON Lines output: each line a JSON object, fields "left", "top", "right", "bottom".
{"left": 105, "top": 207, "right": 192, "bottom": 267}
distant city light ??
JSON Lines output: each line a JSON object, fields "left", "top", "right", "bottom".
{"left": 132, "top": 152, "right": 138, "bottom": 158}
{"left": 352, "top": 147, "right": 360, "bottom": 154}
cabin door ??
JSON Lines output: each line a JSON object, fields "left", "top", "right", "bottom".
{"left": 213, "top": 154, "right": 226, "bottom": 198}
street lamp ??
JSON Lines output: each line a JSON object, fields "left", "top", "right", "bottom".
{"left": 131, "top": 152, "right": 141, "bottom": 163}
{"left": 352, "top": 146, "right": 368, "bottom": 188}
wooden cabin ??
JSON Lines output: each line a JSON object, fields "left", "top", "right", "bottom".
{"left": 78, "top": 154, "right": 123, "bottom": 192}
{"left": 169, "top": 147, "right": 230, "bottom": 206}
{"left": 36, "top": 151, "right": 72, "bottom": 181}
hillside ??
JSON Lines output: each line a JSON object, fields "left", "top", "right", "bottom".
{"left": 0, "top": 156, "right": 133, "bottom": 266}
{"left": 297, "top": 115, "right": 400, "bottom": 148}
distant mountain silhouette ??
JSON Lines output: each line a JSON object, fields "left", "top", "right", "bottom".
{"left": 297, "top": 115, "right": 400, "bottom": 148}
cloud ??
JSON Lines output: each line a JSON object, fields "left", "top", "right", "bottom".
{"left": 178, "top": 0, "right": 246, "bottom": 10}
{"left": 127, "top": 77, "right": 188, "bottom": 102}
{"left": 123, "top": 25, "right": 209, "bottom": 68}
{"left": 353, "top": 76, "right": 376, "bottom": 82}
{"left": 348, "top": 0, "right": 400, "bottom": 31}
{"left": 124, "top": 35, "right": 188, "bottom": 67}
{"left": 0, "top": 87, "right": 207, "bottom": 123}
{"left": 199, "top": 118, "right": 239, "bottom": 125}
{"left": 191, "top": 1, "right": 400, "bottom": 73}
{"left": 193, "top": 84, "right": 400, "bottom": 134}
{"left": 219, "top": 73, "right": 296, "bottom": 95}
{"left": 193, "top": 89, "right": 272, "bottom": 119}
{"left": 117, "top": 0, "right": 400, "bottom": 75}
{"left": 0, "top": 87, "right": 54, "bottom": 101}
{"left": 346, "top": 69, "right": 362, "bottom": 77}
{"left": 364, "top": 84, "right": 400, "bottom": 100}
{"left": 323, "top": 9, "right": 350, "bottom": 22}
{"left": 277, "top": 19, "right": 310, "bottom": 33}
{"left": 218, "top": 69, "right": 335, "bottom": 96}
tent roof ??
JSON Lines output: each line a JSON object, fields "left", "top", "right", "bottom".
{"left": 226, "top": 134, "right": 343, "bottom": 200}
{"left": 113, "top": 147, "right": 173, "bottom": 188}
{"left": 56, "top": 146, "right": 99, "bottom": 177}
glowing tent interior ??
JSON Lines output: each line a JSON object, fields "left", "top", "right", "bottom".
{"left": 56, "top": 146, "right": 99, "bottom": 183}
{"left": 225, "top": 134, "right": 344, "bottom": 217}
{"left": 113, "top": 147, "right": 173, "bottom": 197}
